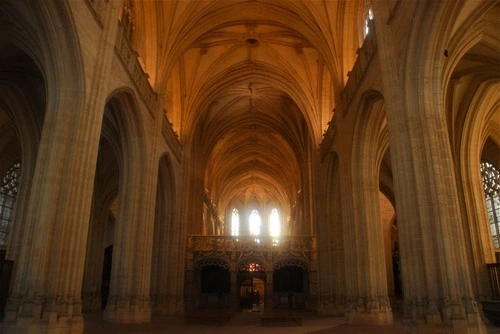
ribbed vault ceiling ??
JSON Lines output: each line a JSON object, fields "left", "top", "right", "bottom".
{"left": 131, "top": 0, "right": 366, "bottom": 222}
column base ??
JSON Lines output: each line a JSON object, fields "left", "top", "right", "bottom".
{"left": 152, "top": 299, "right": 184, "bottom": 315}
{"left": 82, "top": 293, "right": 101, "bottom": 313}
{"left": 317, "top": 296, "right": 345, "bottom": 316}
{"left": 2, "top": 297, "right": 84, "bottom": 334}
{"left": 317, "top": 306, "right": 344, "bottom": 317}
{"left": 347, "top": 308, "right": 393, "bottom": 325}
{"left": 403, "top": 320, "right": 487, "bottom": 334}
{"left": 103, "top": 298, "right": 151, "bottom": 323}
{"left": 403, "top": 298, "right": 486, "bottom": 333}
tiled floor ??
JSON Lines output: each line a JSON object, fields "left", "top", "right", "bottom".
{"left": 83, "top": 311, "right": 500, "bottom": 334}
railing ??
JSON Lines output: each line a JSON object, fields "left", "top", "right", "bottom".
{"left": 115, "top": 27, "right": 184, "bottom": 160}
{"left": 187, "top": 235, "right": 315, "bottom": 256}
{"left": 488, "top": 263, "right": 500, "bottom": 300}
{"left": 162, "top": 116, "right": 183, "bottom": 162}
{"left": 339, "top": 19, "right": 377, "bottom": 116}
{"left": 319, "top": 113, "right": 338, "bottom": 161}
{"left": 115, "top": 24, "right": 159, "bottom": 119}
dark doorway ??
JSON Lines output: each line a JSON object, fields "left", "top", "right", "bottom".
{"left": 273, "top": 265, "right": 308, "bottom": 309}
{"left": 239, "top": 277, "right": 264, "bottom": 311}
{"left": 199, "top": 265, "right": 230, "bottom": 308}
{"left": 0, "top": 250, "right": 13, "bottom": 320}
{"left": 101, "top": 245, "right": 113, "bottom": 310}
{"left": 273, "top": 266, "right": 304, "bottom": 292}
{"left": 201, "top": 265, "right": 230, "bottom": 293}
{"left": 238, "top": 272, "right": 266, "bottom": 310}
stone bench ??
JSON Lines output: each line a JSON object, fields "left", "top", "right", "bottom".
{"left": 184, "top": 309, "right": 234, "bottom": 326}
{"left": 260, "top": 311, "right": 303, "bottom": 326}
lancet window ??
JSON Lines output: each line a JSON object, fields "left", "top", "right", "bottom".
{"left": 364, "top": 1, "right": 374, "bottom": 37}
{"left": 481, "top": 161, "right": 500, "bottom": 248}
{"left": 231, "top": 208, "right": 240, "bottom": 236}
{"left": 0, "top": 162, "right": 21, "bottom": 247}
{"left": 249, "top": 209, "right": 261, "bottom": 236}
{"left": 269, "top": 208, "right": 280, "bottom": 237}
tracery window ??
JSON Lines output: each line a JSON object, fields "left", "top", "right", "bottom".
{"left": 269, "top": 208, "right": 280, "bottom": 237}
{"left": 481, "top": 161, "right": 500, "bottom": 248}
{"left": 231, "top": 208, "right": 239, "bottom": 236}
{"left": 249, "top": 209, "right": 261, "bottom": 236}
{"left": 0, "top": 162, "right": 21, "bottom": 247}
{"left": 364, "top": 2, "right": 374, "bottom": 37}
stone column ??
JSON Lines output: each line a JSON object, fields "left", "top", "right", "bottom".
{"left": 2, "top": 2, "right": 121, "bottom": 333}
{"left": 230, "top": 270, "right": 238, "bottom": 309}
{"left": 372, "top": 1, "right": 484, "bottom": 331}
{"left": 184, "top": 270, "right": 196, "bottom": 311}
{"left": 317, "top": 154, "right": 345, "bottom": 316}
{"left": 265, "top": 271, "right": 273, "bottom": 310}
{"left": 103, "top": 148, "right": 158, "bottom": 324}
{"left": 340, "top": 157, "right": 393, "bottom": 325}
{"left": 308, "top": 240, "right": 318, "bottom": 312}
{"left": 81, "top": 194, "right": 108, "bottom": 313}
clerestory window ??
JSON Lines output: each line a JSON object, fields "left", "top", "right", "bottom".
{"left": 249, "top": 209, "right": 261, "bottom": 236}
{"left": 364, "top": 3, "right": 374, "bottom": 37}
{"left": 231, "top": 208, "right": 239, "bottom": 236}
{"left": 269, "top": 208, "right": 280, "bottom": 237}
{"left": 481, "top": 161, "right": 500, "bottom": 248}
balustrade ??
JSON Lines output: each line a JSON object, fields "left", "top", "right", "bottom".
{"left": 162, "top": 116, "right": 183, "bottom": 162}
{"left": 340, "top": 19, "right": 377, "bottom": 115}
{"left": 187, "top": 235, "right": 316, "bottom": 264}
{"left": 115, "top": 27, "right": 159, "bottom": 118}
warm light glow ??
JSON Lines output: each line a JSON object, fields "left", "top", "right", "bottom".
{"left": 231, "top": 208, "right": 239, "bottom": 236}
{"left": 364, "top": 8, "right": 374, "bottom": 37}
{"left": 249, "top": 209, "right": 261, "bottom": 236}
{"left": 269, "top": 208, "right": 280, "bottom": 237}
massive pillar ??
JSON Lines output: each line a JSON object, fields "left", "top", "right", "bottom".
{"left": 231, "top": 270, "right": 239, "bottom": 309}
{"left": 340, "top": 95, "right": 393, "bottom": 325}
{"left": 265, "top": 270, "right": 273, "bottom": 310}
{"left": 101, "top": 99, "right": 158, "bottom": 323}
{"left": 317, "top": 152, "right": 345, "bottom": 316}
{"left": 81, "top": 195, "right": 109, "bottom": 313}
{"left": 372, "top": 1, "right": 484, "bottom": 331}
{"left": 2, "top": 1, "right": 121, "bottom": 333}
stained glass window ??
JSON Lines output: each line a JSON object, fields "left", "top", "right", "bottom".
{"left": 239, "top": 262, "right": 263, "bottom": 272}
{"left": 249, "top": 209, "right": 261, "bottom": 236}
{"left": 231, "top": 208, "right": 239, "bottom": 236}
{"left": 269, "top": 208, "right": 280, "bottom": 237}
{"left": 481, "top": 161, "right": 500, "bottom": 248}
{"left": 364, "top": 1, "right": 374, "bottom": 37}
{"left": 0, "top": 162, "right": 21, "bottom": 247}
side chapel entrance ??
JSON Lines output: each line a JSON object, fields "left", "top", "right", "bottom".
{"left": 238, "top": 262, "right": 265, "bottom": 311}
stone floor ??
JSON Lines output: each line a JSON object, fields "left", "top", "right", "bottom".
{"left": 83, "top": 311, "right": 500, "bottom": 334}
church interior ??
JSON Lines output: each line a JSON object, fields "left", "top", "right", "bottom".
{"left": 0, "top": 0, "right": 499, "bottom": 333}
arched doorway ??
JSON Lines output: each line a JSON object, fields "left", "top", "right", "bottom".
{"left": 0, "top": 44, "right": 46, "bottom": 320}
{"left": 238, "top": 261, "right": 266, "bottom": 311}
{"left": 193, "top": 259, "right": 231, "bottom": 309}
{"left": 273, "top": 260, "right": 309, "bottom": 310}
